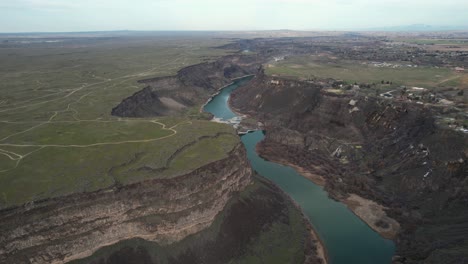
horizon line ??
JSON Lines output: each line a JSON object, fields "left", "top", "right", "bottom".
{"left": 2, "top": 28, "right": 468, "bottom": 35}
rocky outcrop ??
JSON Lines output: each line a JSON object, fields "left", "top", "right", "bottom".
{"left": 231, "top": 74, "right": 468, "bottom": 263}
{"left": 111, "top": 55, "right": 260, "bottom": 117}
{"left": 111, "top": 87, "right": 170, "bottom": 117}
{"left": 71, "top": 176, "right": 324, "bottom": 264}
{"left": 70, "top": 175, "right": 324, "bottom": 264}
{"left": 0, "top": 144, "right": 252, "bottom": 264}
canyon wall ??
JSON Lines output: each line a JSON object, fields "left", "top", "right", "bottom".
{"left": 111, "top": 55, "right": 260, "bottom": 117}
{"left": 231, "top": 73, "right": 468, "bottom": 263}
{"left": 0, "top": 144, "right": 252, "bottom": 264}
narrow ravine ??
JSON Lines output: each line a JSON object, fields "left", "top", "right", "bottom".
{"left": 204, "top": 77, "right": 395, "bottom": 264}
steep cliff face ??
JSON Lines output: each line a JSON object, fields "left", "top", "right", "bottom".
{"left": 70, "top": 176, "right": 324, "bottom": 264}
{"left": 231, "top": 74, "right": 468, "bottom": 263}
{"left": 111, "top": 55, "right": 260, "bottom": 117}
{"left": 0, "top": 144, "right": 252, "bottom": 264}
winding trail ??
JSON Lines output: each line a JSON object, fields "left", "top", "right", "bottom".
{"left": 438, "top": 75, "right": 460, "bottom": 85}
{"left": 0, "top": 53, "right": 187, "bottom": 115}
{"left": 0, "top": 54, "right": 194, "bottom": 174}
{"left": 0, "top": 51, "right": 207, "bottom": 176}
{"left": 0, "top": 120, "right": 192, "bottom": 173}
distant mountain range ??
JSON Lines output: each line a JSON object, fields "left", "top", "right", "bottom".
{"left": 365, "top": 24, "right": 468, "bottom": 31}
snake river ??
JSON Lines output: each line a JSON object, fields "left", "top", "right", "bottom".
{"left": 204, "top": 77, "right": 395, "bottom": 264}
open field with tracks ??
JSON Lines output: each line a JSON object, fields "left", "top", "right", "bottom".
{"left": 267, "top": 56, "right": 468, "bottom": 89}
{"left": 0, "top": 35, "right": 239, "bottom": 207}
{"left": 392, "top": 38, "right": 468, "bottom": 51}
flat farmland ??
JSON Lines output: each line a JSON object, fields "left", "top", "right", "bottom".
{"left": 266, "top": 55, "right": 468, "bottom": 89}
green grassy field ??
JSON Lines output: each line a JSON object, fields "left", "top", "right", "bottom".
{"left": 0, "top": 37, "right": 230, "bottom": 122}
{"left": 0, "top": 36, "right": 240, "bottom": 208}
{"left": 267, "top": 56, "right": 467, "bottom": 89}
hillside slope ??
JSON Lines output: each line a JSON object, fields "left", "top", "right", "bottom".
{"left": 231, "top": 73, "right": 468, "bottom": 263}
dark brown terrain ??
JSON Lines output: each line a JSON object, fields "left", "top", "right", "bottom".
{"left": 231, "top": 70, "right": 467, "bottom": 264}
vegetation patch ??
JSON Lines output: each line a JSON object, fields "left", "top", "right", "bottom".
{"left": 69, "top": 177, "right": 312, "bottom": 264}
{"left": 2, "top": 121, "right": 172, "bottom": 145}
{"left": 0, "top": 37, "right": 240, "bottom": 208}
{"left": 267, "top": 56, "right": 464, "bottom": 89}
{"left": 169, "top": 134, "right": 239, "bottom": 173}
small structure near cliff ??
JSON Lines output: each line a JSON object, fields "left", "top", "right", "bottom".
{"left": 349, "top": 99, "right": 358, "bottom": 106}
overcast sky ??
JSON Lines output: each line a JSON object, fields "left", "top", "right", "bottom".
{"left": 1, "top": 0, "right": 467, "bottom": 32}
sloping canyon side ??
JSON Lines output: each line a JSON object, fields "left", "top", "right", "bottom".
{"left": 0, "top": 145, "right": 251, "bottom": 263}
{"left": 230, "top": 72, "right": 468, "bottom": 264}
{"left": 0, "top": 54, "right": 324, "bottom": 264}
{"left": 111, "top": 54, "right": 260, "bottom": 117}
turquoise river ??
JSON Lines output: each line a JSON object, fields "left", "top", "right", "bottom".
{"left": 203, "top": 77, "right": 395, "bottom": 264}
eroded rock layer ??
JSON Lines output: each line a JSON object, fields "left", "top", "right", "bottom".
{"left": 70, "top": 176, "right": 324, "bottom": 264}
{"left": 111, "top": 55, "right": 260, "bottom": 117}
{"left": 0, "top": 144, "right": 252, "bottom": 264}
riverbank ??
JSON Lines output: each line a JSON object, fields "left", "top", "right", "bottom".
{"left": 199, "top": 74, "right": 255, "bottom": 113}
{"left": 308, "top": 226, "right": 329, "bottom": 264}
{"left": 344, "top": 194, "right": 400, "bottom": 240}
{"left": 256, "top": 150, "right": 400, "bottom": 241}
{"left": 228, "top": 82, "right": 385, "bottom": 262}
{"left": 213, "top": 78, "right": 395, "bottom": 263}
{"left": 256, "top": 153, "right": 327, "bottom": 187}
{"left": 208, "top": 78, "right": 329, "bottom": 263}
{"left": 271, "top": 176, "right": 329, "bottom": 264}
{"left": 255, "top": 173, "right": 329, "bottom": 264}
